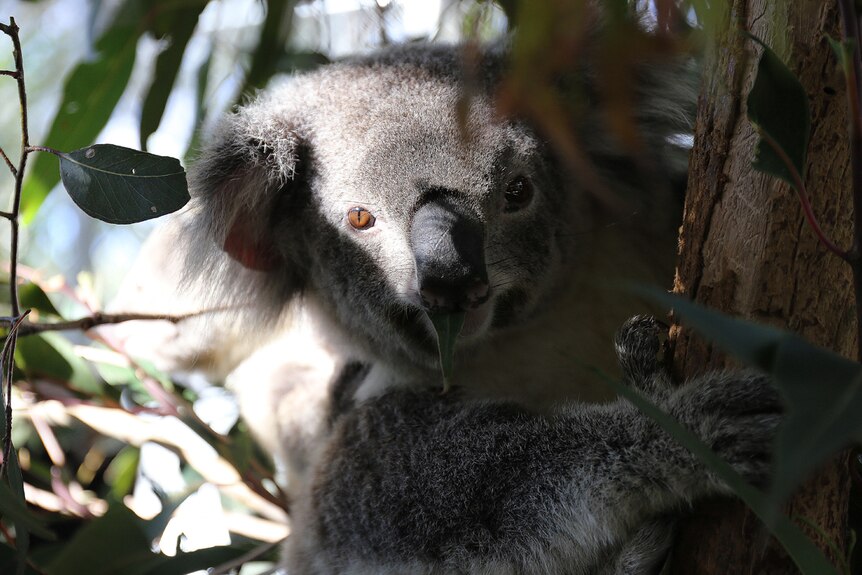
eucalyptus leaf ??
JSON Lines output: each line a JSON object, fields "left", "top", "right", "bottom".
{"left": 41, "top": 499, "right": 252, "bottom": 575}
{"left": 22, "top": 15, "right": 140, "bottom": 222}
{"left": 745, "top": 32, "right": 810, "bottom": 188}
{"left": 643, "top": 289, "right": 862, "bottom": 511}
{"left": 0, "top": 541, "right": 42, "bottom": 575}
{"left": 15, "top": 333, "right": 102, "bottom": 394}
{"left": 427, "top": 312, "right": 466, "bottom": 392}
{"left": 59, "top": 144, "right": 189, "bottom": 224}
{"left": 598, "top": 371, "right": 838, "bottom": 575}
{"left": 140, "top": 6, "right": 203, "bottom": 150}
{"left": 18, "top": 282, "right": 61, "bottom": 318}
{"left": 0, "top": 480, "right": 54, "bottom": 540}
{"left": 5, "top": 452, "right": 31, "bottom": 575}
{"left": 240, "top": 0, "right": 298, "bottom": 96}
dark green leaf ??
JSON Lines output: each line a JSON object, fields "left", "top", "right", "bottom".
{"left": 0, "top": 477, "right": 54, "bottom": 540}
{"left": 597, "top": 370, "right": 838, "bottom": 575}
{"left": 15, "top": 333, "right": 102, "bottom": 394}
{"left": 5, "top": 451, "right": 30, "bottom": 575}
{"left": 240, "top": 1, "right": 297, "bottom": 96}
{"left": 140, "top": 7, "right": 204, "bottom": 150}
{"left": 0, "top": 540, "right": 42, "bottom": 575}
{"left": 137, "top": 545, "right": 255, "bottom": 575}
{"left": 44, "top": 504, "right": 152, "bottom": 575}
{"left": 643, "top": 290, "right": 862, "bottom": 510}
{"left": 427, "top": 312, "right": 466, "bottom": 392}
{"left": 59, "top": 145, "right": 189, "bottom": 224}
{"left": 22, "top": 14, "right": 141, "bottom": 223}
{"left": 18, "top": 283, "right": 61, "bottom": 318}
{"left": 183, "top": 47, "right": 214, "bottom": 162}
{"left": 745, "top": 32, "right": 810, "bottom": 188}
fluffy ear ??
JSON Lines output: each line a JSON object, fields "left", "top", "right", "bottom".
{"left": 181, "top": 103, "right": 308, "bottom": 320}
{"left": 191, "top": 109, "right": 303, "bottom": 268}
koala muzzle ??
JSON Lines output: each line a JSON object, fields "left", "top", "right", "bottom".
{"left": 411, "top": 200, "right": 490, "bottom": 313}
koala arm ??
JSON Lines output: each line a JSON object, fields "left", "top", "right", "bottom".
{"left": 286, "top": 370, "right": 779, "bottom": 575}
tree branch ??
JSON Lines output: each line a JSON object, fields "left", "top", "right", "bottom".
{"left": 8, "top": 310, "right": 209, "bottom": 337}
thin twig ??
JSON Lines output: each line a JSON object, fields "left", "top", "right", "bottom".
{"left": 0, "top": 146, "right": 16, "bottom": 176}
{"left": 0, "top": 70, "right": 16, "bottom": 77}
{"left": 9, "top": 310, "right": 210, "bottom": 337}
{"left": 1, "top": 311, "right": 30, "bottom": 477}
{"left": 0, "top": 17, "right": 30, "bottom": 477}
{"left": 838, "top": 0, "right": 862, "bottom": 362}
{"left": 24, "top": 145, "right": 61, "bottom": 156}
{"left": 7, "top": 18, "right": 28, "bottom": 320}
{"left": 758, "top": 129, "right": 849, "bottom": 260}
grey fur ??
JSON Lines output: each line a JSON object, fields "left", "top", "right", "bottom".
{"left": 180, "top": 39, "right": 776, "bottom": 574}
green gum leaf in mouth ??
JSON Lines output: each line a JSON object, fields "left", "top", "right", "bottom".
{"left": 426, "top": 311, "right": 466, "bottom": 393}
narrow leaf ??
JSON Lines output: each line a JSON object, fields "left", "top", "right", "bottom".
{"left": 598, "top": 371, "right": 838, "bottom": 575}
{"left": 0, "top": 480, "right": 54, "bottom": 540}
{"left": 240, "top": 0, "right": 297, "bottom": 96}
{"left": 642, "top": 289, "right": 862, "bottom": 511}
{"left": 140, "top": 7, "right": 203, "bottom": 150}
{"left": 22, "top": 16, "right": 140, "bottom": 222}
{"left": 59, "top": 144, "right": 189, "bottom": 224}
{"left": 745, "top": 32, "right": 810, "bottom": 187}
{"left": 427, "top": 312, "right": 466, "bottom": 392}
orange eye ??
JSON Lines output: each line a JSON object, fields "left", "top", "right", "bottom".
{"left": 348, "top": 206, "right": 376, "bottom": 230}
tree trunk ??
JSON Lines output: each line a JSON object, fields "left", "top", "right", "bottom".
{"left": 670, "top": 1, "right": 852, "bottom": 573}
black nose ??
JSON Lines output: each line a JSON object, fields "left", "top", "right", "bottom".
{"left": 411, "top": 200, "right": 490, "bottom": 313}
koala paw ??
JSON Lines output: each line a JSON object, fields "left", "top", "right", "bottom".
{"left": 614, "top": 315, "right": 669, "bottom": 393}
{"left": 667, "top": 370, "right": 782, "bottom": 489}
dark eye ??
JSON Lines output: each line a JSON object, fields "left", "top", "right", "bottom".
{"left": 348, "top": 206, "right": 376, "bottom": 230}
{"left": 504, "top": 176, "right": 534, "bottom": 212}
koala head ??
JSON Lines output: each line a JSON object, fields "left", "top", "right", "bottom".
{"left": 184, "top": 44, "right": 691, "bottom": 372}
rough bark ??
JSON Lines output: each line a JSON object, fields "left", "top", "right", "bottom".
{"left": 670, "top": 1, "right": 852, "bottom": 573}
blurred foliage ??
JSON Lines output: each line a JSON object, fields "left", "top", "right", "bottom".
{"left": 0, "top": 0, "right": 860, "bottom": 574}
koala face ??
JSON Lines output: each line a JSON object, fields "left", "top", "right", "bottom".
{"left": 190, "top": 51, "right": 582, "bottom": 372}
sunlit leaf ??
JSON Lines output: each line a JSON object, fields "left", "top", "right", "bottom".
{"left": 104, "top": 446, "right": 139, "bottom": 499}
{"left": 644, "top": 290, "right": 862, "bottom": 511}
{"left": 746, "top": 32, "right": 810, "bottom": 187}
{"left": 22, "top": 15, "right": 141, "bottom": 222}
{"left": 59, "top": 145, "right": 189, "bottom": 224}
{"left": 427, "top": 312, "right": 465, "bottom": 392}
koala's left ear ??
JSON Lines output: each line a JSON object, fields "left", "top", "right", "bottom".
{"left": 188, "top": 111, "right": 305, "bottom": 274}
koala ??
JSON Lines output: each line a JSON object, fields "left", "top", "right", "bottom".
{"left": 165, "top": 37, "right": 780, "bottom": 574}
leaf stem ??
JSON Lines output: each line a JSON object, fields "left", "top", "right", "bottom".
{"left": 837, "top": 0, "right": 862, "bottom": 361}
{"left": 24, "top": 145, "right": 61, "bottom": 156}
